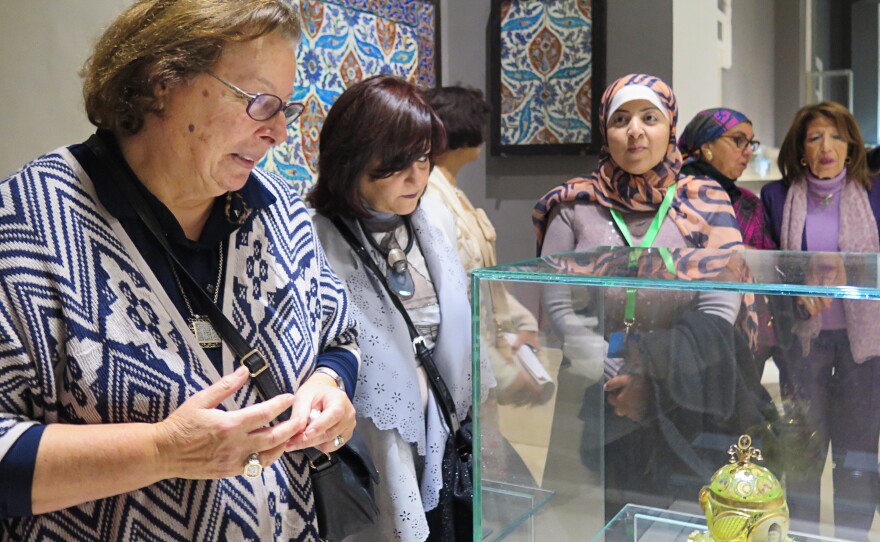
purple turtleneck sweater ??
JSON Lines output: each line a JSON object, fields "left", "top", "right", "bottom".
{"left": 805, "top": 168, "right": 847, "bottom": 329}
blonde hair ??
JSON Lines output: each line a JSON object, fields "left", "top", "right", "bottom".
{"left": 82, "top": 0, "right": 301, "bottom": 135}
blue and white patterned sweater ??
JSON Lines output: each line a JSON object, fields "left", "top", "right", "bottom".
{"left": 0, "top": 148, "right": 358, "bottom": 541}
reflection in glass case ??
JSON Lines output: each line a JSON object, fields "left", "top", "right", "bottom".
{"left": 599, "top": 504, "right": 851, "bottom": 542}
{"left": 471, "top": 247, "right": 880, "bottom": 542}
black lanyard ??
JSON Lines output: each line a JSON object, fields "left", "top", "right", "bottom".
{"left": 82, "top": 134, "right": 290, "bottom": 421}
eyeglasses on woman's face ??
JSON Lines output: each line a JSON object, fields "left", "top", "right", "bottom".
{"left": 721, "top": 134, "right": 760, "bottom": 153}
{"left": 207, "top": 71, "right": 305, "bottom": 125}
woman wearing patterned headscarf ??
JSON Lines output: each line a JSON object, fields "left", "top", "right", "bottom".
{"left": 533, "top": 74, "right": 775, "bottom": 521}
{"left": 679, "top": 108, "right": 775, "bottom": 249}
{"left": 680, "top": 109, "right": 778, "bottom": 372}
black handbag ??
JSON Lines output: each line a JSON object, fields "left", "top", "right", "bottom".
{"left": 306, "top": 431, "right": 380, "bottom": 541}
{"left": 83, "top": 134, "right": 379, "bottom": 542}
{"left": 331, "top": 216, "right": 474, "bottom": 541}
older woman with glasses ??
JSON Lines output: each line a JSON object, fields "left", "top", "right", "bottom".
{"left": 0, "top": 1, "right": 359, "bottom": 539}
{"left": 678, "top": 108, "right": 775, "bottom": 250}
{"left": 678, "top": 109, "right": 779, "bottom": 372}
{"left": 761, "top": 101, "right": 880, "bottom": 539}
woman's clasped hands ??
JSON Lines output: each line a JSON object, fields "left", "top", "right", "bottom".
{"left": 153, "top": 365, "right": 356, "bottom": 480}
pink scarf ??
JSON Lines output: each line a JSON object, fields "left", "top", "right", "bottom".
{"left": 781, "top": 177, "right": 880, "bottom": 362}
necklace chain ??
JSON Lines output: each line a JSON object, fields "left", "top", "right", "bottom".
{"left": 169, "top": 240, "right": 224, "bottom": 318}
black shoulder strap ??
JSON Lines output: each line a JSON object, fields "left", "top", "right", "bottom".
{"left": 82, "top": 134, "right": 290, "bottom": 423}
{"left": 330, "top": 216, "right": 462, "bottom": 433}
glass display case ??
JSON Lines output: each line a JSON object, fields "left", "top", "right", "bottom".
{"left": 471, "top": 247, "right": 880, "bottom": 542}
{"left": 598, "top": 504, "right": 852, "bottom": 542}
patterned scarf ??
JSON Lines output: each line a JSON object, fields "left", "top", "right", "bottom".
{"left": 532, "top": 74, "right": 756, "bottom": 350}
{"left": 678, "top": 107, "right": 752, "bottom": 163}
{"left": 781, "top": 176, "right": 880, "bottom": 363}
{"left": 533, "top": 74, "right": 743, "bottom": 255}
{"left": 681, "top": 159, "right": 742, "bottom": 204}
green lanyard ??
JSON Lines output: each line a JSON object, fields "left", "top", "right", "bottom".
{"left": 609, "top": 183, "right": 677, "bottom": 333}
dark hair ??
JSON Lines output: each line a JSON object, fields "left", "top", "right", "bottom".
{"left": 778, "top": 101, "right": 869, "bottom": 188}
{"left": 422, "top": 86, "right": 490, "bottom": 150}
{"left": 82, "top": 0, "right": 301, "bottom": 136}
{"left": 308, "top": 75, "right": 447, "bottom": 218}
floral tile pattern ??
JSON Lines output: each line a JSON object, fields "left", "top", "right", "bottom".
{"left": 259, "top": 0, "right": 438, "bottom": 194}
{"left": 496, "top": 0, "right": 594, "bottom": 149}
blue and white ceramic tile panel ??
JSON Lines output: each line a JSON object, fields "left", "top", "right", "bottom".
{"left": 259, "top": 0, "right": 437, "bottom": 195}
{"left": 499, "top": 0, "right": 593, "bottom": 146}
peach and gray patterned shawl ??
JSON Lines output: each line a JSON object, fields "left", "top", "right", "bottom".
{"left": 533, "top": 74, "right": 757, "bottom": 350}
{"left": 533, "top": 73, "right": 743, "bottom": 256}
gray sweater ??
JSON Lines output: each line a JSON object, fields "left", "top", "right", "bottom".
{"left": 540, "top": 201, "right": 740, "bottom": 374}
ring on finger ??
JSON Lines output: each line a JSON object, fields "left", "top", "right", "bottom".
{"left": 333, "top": 434, "right": 345, "bottom": 447}
{"left": 244, "top": 452, "right": 262, "bottom": 478}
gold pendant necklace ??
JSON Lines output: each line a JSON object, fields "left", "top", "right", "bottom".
{"left": 170, "top": 241, "right": 225, "bottom": 349}
{"left": 189, "top": 316, "right": 222, "bottom": 348}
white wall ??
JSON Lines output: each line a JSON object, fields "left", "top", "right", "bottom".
{"left": 0, "top": 1, "right": 131, "bottom": 177}
{"left": 775, "top": 0, "right": 810, "bottom": 145}
{"left": 853, "top": 0, "right": 880, "bottom": 145}
{"left": 672, "top": 0, "right": 723, "bottom": 134}
{"left": 722, "top": 0, "right": 777, "bottom": 146}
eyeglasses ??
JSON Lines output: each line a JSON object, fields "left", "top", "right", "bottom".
{"left": 207, "top": 71, "right": 305, "bottom": 125}
{"left": 721, "top": 134, "right": 761, "bottom": 152}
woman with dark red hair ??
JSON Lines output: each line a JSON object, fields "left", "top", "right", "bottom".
{"left": 310, "top": 75, "right": 474, "bottom": 541}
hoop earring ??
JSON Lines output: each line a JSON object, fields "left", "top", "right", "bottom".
{"left": 845, "top": 156, "right": 852, "bottom": 165}
{"left": 704, "top": 149, "right": 714, "bottom": 162}
{"left": 800, "top": 158, "right": 807, "bottom": 167}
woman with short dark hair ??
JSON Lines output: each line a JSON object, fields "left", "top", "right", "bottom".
{"left": 420, "top": 86, "right": 544, "bottom": 406}
{"left": 310, "top": 75, "right": 475, "bottom": 541}
{"left": 308, "top": 78, "right": 446, "bottom": 219}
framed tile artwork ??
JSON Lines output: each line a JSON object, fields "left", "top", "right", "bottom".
{"left": 259, "top": 0, "right": 440, "bottom": 194}
{"left": 489, "top": 0, "right": 605, "bottom": 156}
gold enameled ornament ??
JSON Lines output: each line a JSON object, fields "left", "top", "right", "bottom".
{"left": 688, "top": 435, "right": 790, "bottom": 542}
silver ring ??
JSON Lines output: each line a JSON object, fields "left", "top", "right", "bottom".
{"left": 333, "top": 435, "right": 345, "bottom": 447}
{"left": 243, "top": 452, "right": 262, "bottom": 478}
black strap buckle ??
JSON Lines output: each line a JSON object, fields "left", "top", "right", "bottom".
{"left": 239, "top": 349, "right": 290, "bottom": 422}
{"left": 305, "top": 448, "right": 334, "bottom": 470}
{"left": 411, "top": 336, "right": 427, "bottom": 355}
{"left": 240, "top": 349, "right": 268, "bottom": 377}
